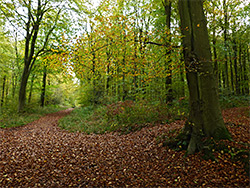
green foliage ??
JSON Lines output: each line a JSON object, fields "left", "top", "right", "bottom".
{"left": 59, "top": 106, "right": 110, "bottom": 134}
{"left": 0, "top": 105, "right": 65, "bottom": 128}
{"left": 219, "top": 95, "right": 250, "bottom": 109}
{"left": 77, "top": 83, "right": 103, "bottom": 106}
{"left": 59, "top": 99, "right": 188, "bottom": 134}
{"left": 106, "top": 101, "right": 173, "bottom": 133}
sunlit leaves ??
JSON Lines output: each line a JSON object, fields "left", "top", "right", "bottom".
{"left": 65, "top": 0, "right": 183, "bottom": 101}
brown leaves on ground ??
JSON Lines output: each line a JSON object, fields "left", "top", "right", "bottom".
{"left": 0, "top": 107, "right": 249, "bottom": 187}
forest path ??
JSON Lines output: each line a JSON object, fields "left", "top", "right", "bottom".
{"left": 0, "top": 108, "right": 183, "bottom": 187}
{"left": 0, "top": 107, "right": 249, "bottom": 187}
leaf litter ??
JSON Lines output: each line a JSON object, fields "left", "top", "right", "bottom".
{"left": 0, "top": 107, "right": 249, "bottom": 187}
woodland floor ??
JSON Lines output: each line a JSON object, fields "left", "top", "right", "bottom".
{"left": 0, "top": 107, "right": 249, "bottom": 187}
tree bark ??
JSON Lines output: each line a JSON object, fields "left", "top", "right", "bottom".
{"left": 163, "top": 0, "right": 173, "bottom": 103}
{"left": 233, "top": 37, "right": 240, "bottom": 95}
{"left": 17, "top": 1, "right": 62, "bottom": 112}
{"left": 239, "top": 42, "right": 243, "bottom": 94}
{"left": 28, "top": 74, "right": 35, "bottom": 104}
{"left": 41, "top": 66, "right": 47, "bottom": 107}
{"left": 242, "top": 45, "right": 249, "bottom": 94}
{"left": 178, "top": 0, "right": 231, "bottom": 154}
{"left": 19, "top": 65, "right": 31, "bottom": 112}
{"left": 223, "top": 0, "right": 230, "bottom": 93}
{"left": 211, "top": 2, "right": 220, "bottom": 90}
{"left": 1, "top": 75, "right": 6, "bottom": 107}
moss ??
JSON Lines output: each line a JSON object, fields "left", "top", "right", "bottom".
{"left": 212, "top": 126, "right": 232, "bottom": 141}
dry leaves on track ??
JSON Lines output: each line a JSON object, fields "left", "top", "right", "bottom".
{"left": 0, "top": 107, "right": 249, "bottom": 187}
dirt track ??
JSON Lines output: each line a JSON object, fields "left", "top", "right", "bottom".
{"left": 0, "top": 107, "right": 249, "bottom": 187}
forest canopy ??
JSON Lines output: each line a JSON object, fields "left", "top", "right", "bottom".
{"left": 0, "top": 0, "right": 249, "bottom": 111}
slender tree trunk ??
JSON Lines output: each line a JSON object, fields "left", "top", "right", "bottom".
{"left": 13, "top": 32, "right": 19, "bottom": 98}
{"left": 163, "top": 0, "right": 173, "bottom": 103}
{"left": 1, "top": 75, "right": 6, "bottom": 107}
{"left": 106, "top": 63, "right": 110, "bottom": 96}
{"left": 11, "top": 73, "right": 17, "bottom": 98}
{"left": 133, "top": 38, "right": 138, "bottom": 97}
{"left": 233, "top": 38, "right": 240, "bottom": 95}
{"left": 223, "top": 0, "right": 230, "bottom": 93}
{"left": 238, "top": 43, "right": 242, "bottom": 94}
{"left": 28, "top": 74, "right": 35, "bottom": 104}
{"left": 105, "top": 38, "right": 112, "bottom": 97}
{"left": 5, "top": 77, "right": 10, "bottom": 105}
{"left": 229, "top": 52, "right": 234, "bottom": 93}
{"left": 242, "top": 45, "right": 249, "bottom": 94}
{"left": 116, "top": 65, "right": 120, "bottom": 100}
{"left": 41, "top": 66, "right": 47, "bottom": 107}
{"left": 178, "top": 0, "right": 231, "bottom": 154}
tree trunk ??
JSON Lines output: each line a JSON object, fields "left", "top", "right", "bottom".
{"left": 233, "top": 38, "right": 240, "bottom": 95}
{"left": 223, "top": 0, "right": 230, "bottom": 93}
{"left": 163, "top": 0, "right": 173, "bottom": 103}
{"left": 11, "top": 73, "right": 17, "bottom": 98}
{"left": 17, "top": 0, "right": 61, "bottom": 112}
{"left": 242, "top": 45, "right": 249, "bottom": 94}
{"left": 178, "top": 0, "right": 231, "bottom": 154}
{"left": 229, "top": 53, "right": 234, "bottom": 93}
{"left": 19, "top": 64, "right": 31, "bottom": 112}
{"left": 238, "top": 43, "right": 243, "bottom": 94}
{"left": 212, "top": 5, "right": 220, "bottom": 91}
{"left": 28, "top": 74, "right": 35, "bottom": 104}
{"left": 1, "top": 75, "right": 6, "bottom": 107}
{"left": 41, "top": 66, "right": 47, "bottom": 107}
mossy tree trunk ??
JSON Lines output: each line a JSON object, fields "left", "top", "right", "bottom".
{"left": 178, "top": 0, "right": 231, "bottom": 154}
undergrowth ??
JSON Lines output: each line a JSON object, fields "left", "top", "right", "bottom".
{"left": 59, "top": 94, "right": 249, "bottom": 135}
{"left": 0, "top": 105, "right": 66, "bottom": 128}
{"left": 59, "top": 106, "right": 110, "bottom": 134}
{"left": 59, "top": 100, "right": 188, "bottom": 134}
{"left": 220, "top": 95, "right": 250, "bottom": 109}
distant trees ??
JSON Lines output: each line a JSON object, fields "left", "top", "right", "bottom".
{"left": 205, "top": 0, "right": 249, "bottom": 95}
{"left": 0, "top": 0, "right": 248, "bottom": 113}
{"left": 0, "top": 0, "right": 82, "bottom": 111}
{"left": 69, "top": 0, "right": 183, "bottom": 106}
{"left": 0, "top": 26, "right": 17, "bottom": 109}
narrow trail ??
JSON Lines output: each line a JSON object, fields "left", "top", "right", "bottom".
{"left": 0, "top": 107, "right": 249, "bottom": 187}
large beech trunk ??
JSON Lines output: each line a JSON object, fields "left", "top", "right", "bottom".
{"left": 178, "top": 0, "right": 231, "bottom": 154}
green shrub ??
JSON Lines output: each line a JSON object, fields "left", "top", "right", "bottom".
{"left": 59, "top": 106, "right": 110, "bottom": 134}
{"left": 59, "top": 99, "right": 189, "bottom": 134}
